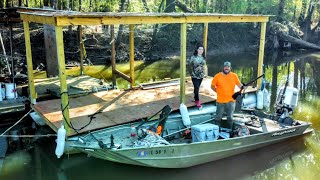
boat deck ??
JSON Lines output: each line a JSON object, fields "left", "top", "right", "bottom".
{"left": 33, "top": 77, "right": 217, "bottom": 136}
{"left": 0, "top": 97, "right": 26, "bottom": 115}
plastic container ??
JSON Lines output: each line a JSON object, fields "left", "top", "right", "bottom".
{"left": 55, "top": 125, "right": 66, "bottom": 158}
{"left": 1, "top": 83, "right": 5, "bottom": 100}
{"left": 130, "top": 124, "right": 136, "bottom": 137}
{"left": 263, "top": 88, "right": 270, "bottom": 109}
{"left": 256, "top": 90, "right": 264, "bottom": 110}
{"left": 191, "top": 123, "right": 219, "bottom": 142}
{"left": 276, "top": 86, "right": 299, "bottom": 109}
{"left": 179, "top": 103, "right": 191, "bottom": 127}
{"left": 5, "top": 83, "right": 17, "bottom": 99}
{"left": 242, "top": 93, "right": 256, "bottom": 107}
{"left": 0, "top": 86, "right": 2, "bottom": 101}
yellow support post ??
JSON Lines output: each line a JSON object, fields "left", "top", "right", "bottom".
{"left": 203, "top": 23, "right": 209, "bottom": 76}
{"left": 55, "top": 26, "right": 71, "bottom": 136}
{"left": 129, "top": 24, "right": 135, "bottom": 88}
{"left": 257, "top": 22, "right": 267, "bottom": 88}
{"left": 180, "top": 23, "right": 187, "bottom": 104}
{"left": 203, "top": 23, "right": 208, "bottom": 51}
{"left": 23, "top": 21, "right": 37, "bottom": 104}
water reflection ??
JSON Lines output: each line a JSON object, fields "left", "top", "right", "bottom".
{"left": 1, "top": 50, "right": 320, "bottom": 180}
{"left": 0, "top": 134, "right": 311, "bottom": 180}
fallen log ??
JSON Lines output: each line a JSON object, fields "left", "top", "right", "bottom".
{"left": 278, "top": 32, "right": 320, "bottom": 50}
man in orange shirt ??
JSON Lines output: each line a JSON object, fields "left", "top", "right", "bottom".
{"left": 211, "top": 61, "right": 243, "bottom": 130}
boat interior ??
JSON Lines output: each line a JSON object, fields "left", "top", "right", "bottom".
{"left": 71, "top": 102, "right": 307, "bottom": 150}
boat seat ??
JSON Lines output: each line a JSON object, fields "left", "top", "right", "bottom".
{"left": 139, "top": 105, "right": 172, "bottom": 137}
{"left": 155, "top": 105, "right": 173, "bottom": 137}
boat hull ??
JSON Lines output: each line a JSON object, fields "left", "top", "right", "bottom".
{"left": 74, "top": 124, "right": 311, "bottom": 168}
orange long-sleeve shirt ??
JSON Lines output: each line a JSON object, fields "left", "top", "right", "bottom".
{"left": 211, "top": 72, "right": 241, "bottom": 103}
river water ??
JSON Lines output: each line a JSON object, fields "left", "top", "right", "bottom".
{"left": 0, "top": 50, "right": 319, "bottom": 180}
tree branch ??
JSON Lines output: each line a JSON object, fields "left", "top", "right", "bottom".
{"left": 174, "top": 0, "right": 195, "bottom": 13}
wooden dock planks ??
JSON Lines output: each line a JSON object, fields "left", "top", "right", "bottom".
{"left": 33, "top": 78, "right": 216, "bottom": 136}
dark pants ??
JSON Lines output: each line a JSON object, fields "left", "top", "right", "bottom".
{"left": 191, "top": 78, "right": 203, "bottom": 101}
{"left": 215, "top": 102, "right": 235, "bottom": 130}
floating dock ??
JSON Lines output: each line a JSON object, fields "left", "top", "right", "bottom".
{"left": 33, "top": 77, "right": 216, "bottom": 136}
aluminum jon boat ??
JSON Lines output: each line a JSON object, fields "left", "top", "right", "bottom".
{"left": 67, "top": 101, "right": 312, "bottom": 168}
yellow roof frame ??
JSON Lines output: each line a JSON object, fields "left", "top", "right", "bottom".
{"left": 20, "top": 10, "right": 270, "bottom": 136}
{"left": 19, "top": 12, "right": 269, "bottom": 26}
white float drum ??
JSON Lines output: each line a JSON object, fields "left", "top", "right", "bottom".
{"left": 256, "top": 90, "right": 264, "bottom": 110}
{"left": 242, "top": 93, "right": 257, "bottom": 109}
{"left": 1, "top": 83, "right": 5, "bottom": 100}
{"left": 263, "top": 88, "right": 270, "bottom": 110}
{"left": 0, "top": 85, "right": 2, "bottom": 101}
{"left": 5, "top": 83, "right": 17, "bottom": 99}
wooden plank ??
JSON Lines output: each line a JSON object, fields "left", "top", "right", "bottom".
{"left": 19, "top": 12, "right": 270, "bottom": 26}
{"left": 55, "top": 26, "right": 71, "bottom": 136}
{"left": 257, "top": 22, "right": 267, "bottom": 88}
{"left": 180, "top": 23, "right": 187, "bottom": 104}
{"left": 203, "top": 23, "right": 208, "bottom": 50}
{"left": 23, "top": 21, "right": 36, "bottom": 104}
{"left": 20, "top": 14, "right": 56, "bottom": 26}
{"left": 33, "top": 78, "right": 216, "bottom": 136}
{"left": 0, "top": 98, "right": 25, "bottom": 115}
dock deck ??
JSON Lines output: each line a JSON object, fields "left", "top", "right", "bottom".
{"left": 33, "top": 77, "right": 216, "bottom": 136}
{"left": 0, "top": 98, "right": 26, "bottom": 115}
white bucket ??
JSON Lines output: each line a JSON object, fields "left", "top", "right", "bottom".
{"left": 0, "top": 87, "right": 2, "bottom": 101}
{"left": 1, "top": 85, "right": 4, "bottom": 100}
{"left": 5, "top": 83, "right": 17, "bottom": 99}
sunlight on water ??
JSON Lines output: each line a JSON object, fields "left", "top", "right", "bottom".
{"left": 0, "top": 151, "right": 31, "bottom": 177}
{"left": 293, "top": 96, "right": 320, "bottom": 130}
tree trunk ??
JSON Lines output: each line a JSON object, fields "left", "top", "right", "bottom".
{"left": 141, "top": 0, "right": 150, "bottom": 12}
{"left": 277, "top": 0, "right": 285, "bottom": 22}
{"left": 175, "top": 0, "right": 195, "bottom": 12}
{"left": 202, "top": 0, "right": 208, "bottom": 12}
{"left": 151, "top": 0, "right": 165, "bottom": 48}
{"left": 210, "top": 0, "right": 216, "bottom": 12}
{"left": 313, "top": 60, "right": 320, "bottom": 96}
{"left": 270, "top": 50, "right": 278, "bottom": 113}
{"left": 115, "top": 0, "right": 128, "bottom": 51}
{"left": 43, "top": 0, "right": 49, "bottom": 6}
{"left": 278, "top": 32, "right": 320, "bottom": 50}
{"left": 164, "top": 0, "right": 175, "bottom": 12}
{"left": 0, "top": 0, "right": 4, "bottom": 8}
{"left": 6, "top": 0, "right": 10, "bottom": 7}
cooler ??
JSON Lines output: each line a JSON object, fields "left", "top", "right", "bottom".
{"left": 191, "top": 123, "right": 219, "bottom": 142}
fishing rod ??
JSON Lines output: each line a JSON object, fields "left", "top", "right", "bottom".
{"left": 232, "top": 74, "right": 265, "bottom": 100}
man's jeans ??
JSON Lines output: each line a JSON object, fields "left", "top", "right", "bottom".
{"left": 215, "top": 102, "right": 235, "bottom": 121}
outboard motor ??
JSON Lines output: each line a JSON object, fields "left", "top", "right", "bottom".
{"left": 274, "top": 86, "right": 299, "bottom": 124}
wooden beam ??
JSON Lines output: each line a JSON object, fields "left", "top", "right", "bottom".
{"left": 20, "top": 12, "right": 269, "bottom": 26}
{"left": 114, "top": 69, "right": 131, "bottom": 82}
{"left": 180, "top": 23, "right": 187, "bottom": 104}
{"left": 55, "top": 16, "right": 269, "bottom": 26}
{"left": 203, "top": 23, "right": 208, "bottom": 51}
{"left": 129, "top": 24, "right": 135, "bottom": 88}
{"left": 203, "top": 23, "right": 209, "bottom": 77}
{"left": 111, "top": 25, "right": 116, "bottom": 87}
{"left": 20, "top": 14, "right": 56, "bottom": 26}
{"left": 55, "top": 26, "right": 71, "bottom": 136}
{"left": 257, "top": 22, "right": 267, "bottom": 88}
{"left": 23, "top": 21, "right": 37, "bottom": 104}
